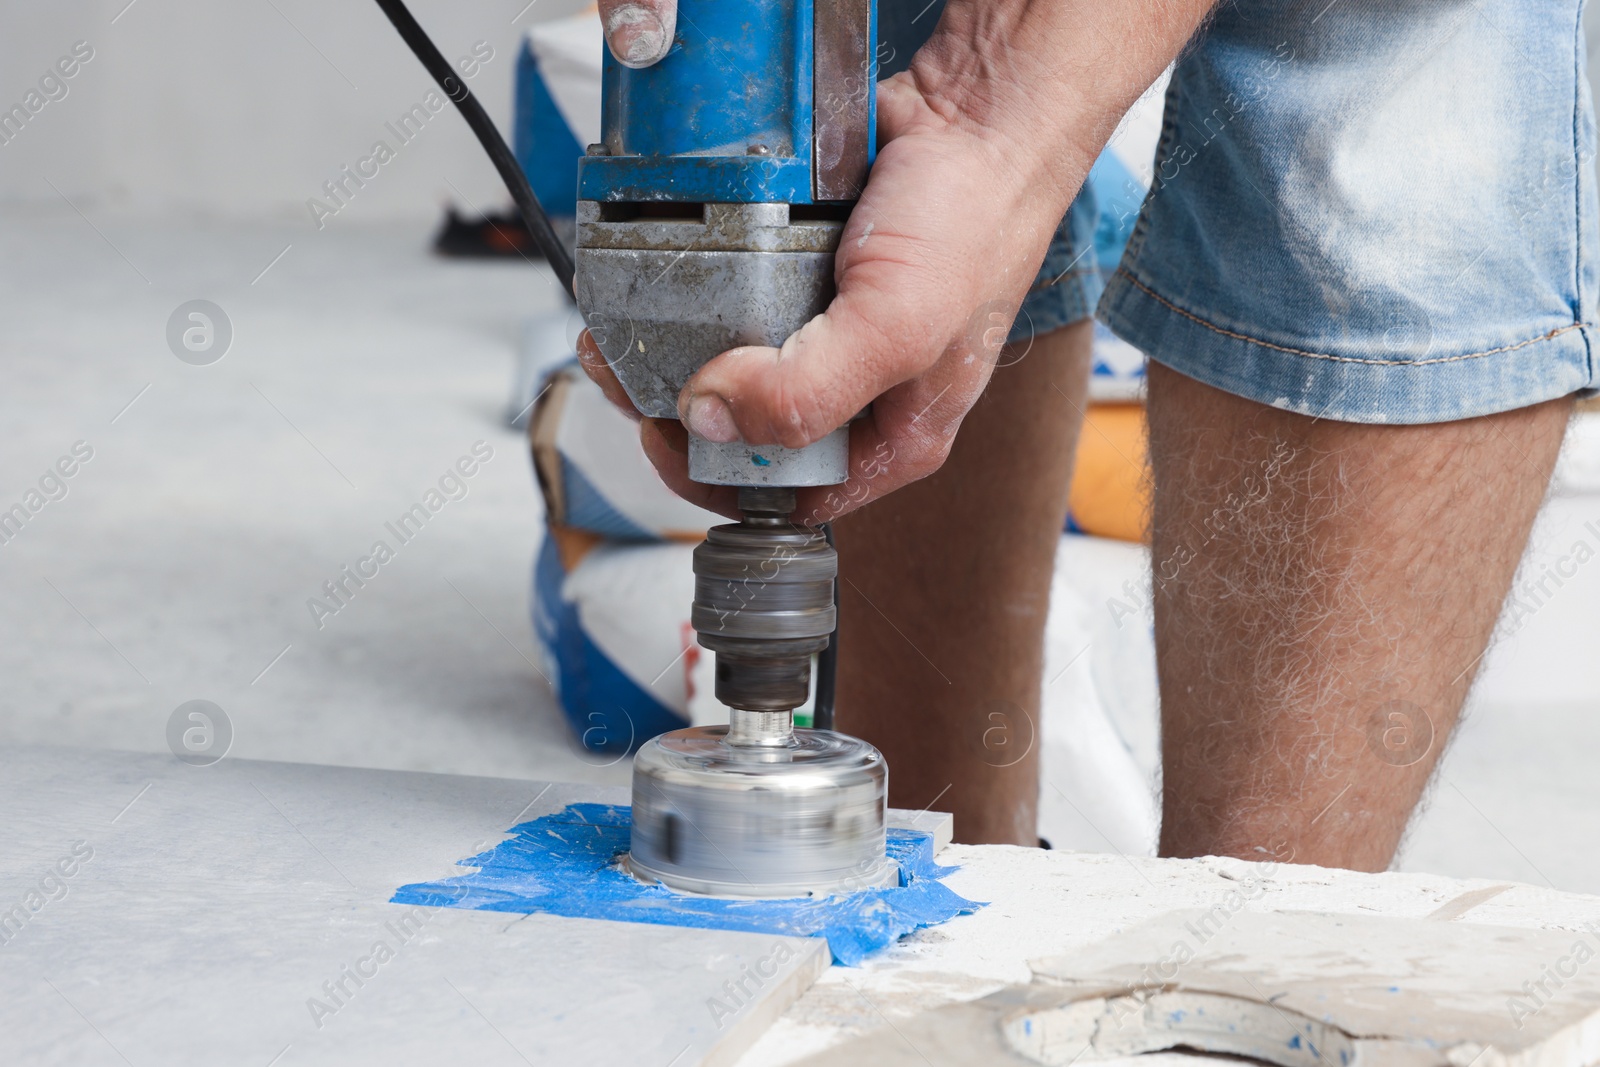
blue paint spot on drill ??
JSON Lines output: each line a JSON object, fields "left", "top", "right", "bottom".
{"left": 751, "top": 454, "right": 770, "bottom": 467}
{"left": 392, "top": 803, "right": 983, "bottom": 966}
{"left": 1289, "top": 1034, "right": 1302, "bottom": 1050}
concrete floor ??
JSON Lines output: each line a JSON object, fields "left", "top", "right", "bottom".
{"left": 0, "top": 210, "right": 623, "bottom": 789}
{"left": 2, "top": 211, "right": 1593, "bottom": 897}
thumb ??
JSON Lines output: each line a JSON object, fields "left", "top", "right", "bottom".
{"left": 677, "top": 286, "right": 937, "bottom": 450}
{"left": 598, "top": 0, "right": 677, "bottom": 68}
{"left": 675, "top": 72, "right": 1034, "bottom": 451}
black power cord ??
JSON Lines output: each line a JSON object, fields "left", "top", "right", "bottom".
{"left": 373, "top": 0, "right": 576, "bottom": 300}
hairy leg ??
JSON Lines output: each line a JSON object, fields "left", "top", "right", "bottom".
{"left": 1146, "top": 361, "right": 1572, "bottom": 870}
{"left": 833, "top": 321, "right": 1092, "bottom": 845}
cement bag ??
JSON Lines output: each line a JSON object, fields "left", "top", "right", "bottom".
{"left": 529, "top": 361, "right": 721, "bottom": 540}
{"left": 528, "top": 362, "right": 720, "bottom": 752}
{"left": 533, "top": 528, "right": 825, "bottom": 753}
{"left": 513, "top": 10, "right": 602, "bottom": 223}
{"left": 533, "top": 534, "right": 700, "bottom": 753}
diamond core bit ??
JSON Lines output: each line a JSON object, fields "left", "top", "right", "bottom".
{"left": 628, "top": 726, "right": 893, "bottom": 898}
{"left": 626, "top": 488, "right": 893, "bottom": 898}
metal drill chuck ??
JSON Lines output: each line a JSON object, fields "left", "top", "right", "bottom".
{"left": 687, "top": 487, "right": 836, "bottom": 734}
{"left": 692, "top": 521, "right": 835, "bottom": 721}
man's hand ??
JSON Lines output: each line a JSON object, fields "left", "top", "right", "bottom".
{"left": 581, "top": 68, "right": 1083, "bottom": 523}
{"left": 582, "top": 0, "right": 1214, "bottom": 523}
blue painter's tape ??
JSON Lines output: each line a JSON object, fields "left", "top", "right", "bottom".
{"left": 392, "top": 803, "right": 983, "bottom": 966}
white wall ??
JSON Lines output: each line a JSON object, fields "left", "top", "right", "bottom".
{"left": 0, "top": 0, "right": 591, "bottom": 222}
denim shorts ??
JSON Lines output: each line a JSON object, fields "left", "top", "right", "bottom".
{"left": 1018, "top": 0, "right": 1599, "bottom": 424}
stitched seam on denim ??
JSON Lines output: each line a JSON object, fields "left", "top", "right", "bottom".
{"left": 1116, "top": 269, "right": 1588, "bottom": 366}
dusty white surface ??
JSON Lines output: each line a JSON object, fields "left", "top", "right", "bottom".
{"left": 1021, "top": 909, "right": 1600, "bottom": 1064}
{"left": 0, "top": 746, "right": 826, "bottom": 1067}
{"left": 739, "top": 848, "right": 1600, "bottom": 1066}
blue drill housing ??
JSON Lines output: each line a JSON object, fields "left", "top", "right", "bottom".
{"left": 578, "top": 0, "right": 877, "bottom": 205}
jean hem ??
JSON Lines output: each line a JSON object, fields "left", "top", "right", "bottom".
{"left": 1099, "top": 269, "right": 1592, "bottom": 424}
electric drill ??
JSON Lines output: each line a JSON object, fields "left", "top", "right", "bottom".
{"left": 574, "top": 0, "right": 893, "bottom": 897}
